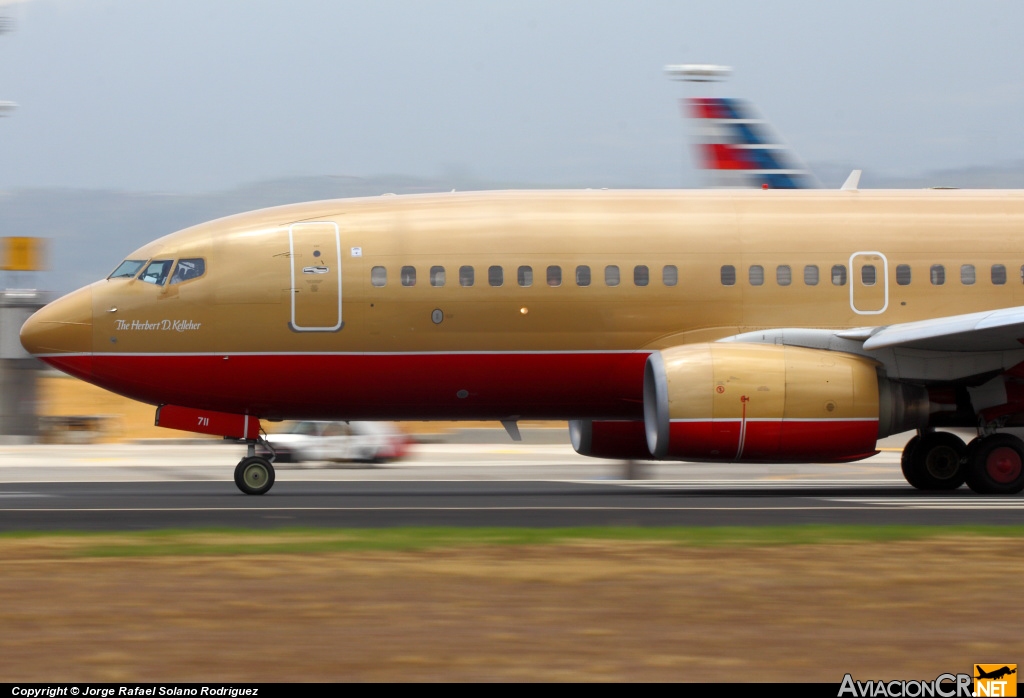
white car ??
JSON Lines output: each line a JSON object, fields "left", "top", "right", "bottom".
{"left": 260, "top": 421, "right": 410, "bottom": 464}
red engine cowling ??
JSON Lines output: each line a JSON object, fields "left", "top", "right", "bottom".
{"left": 569, "top": 419, "right": 651, "bottom": 460}
{"left": 643, "top": 343, "right": 926, "bottom": 463}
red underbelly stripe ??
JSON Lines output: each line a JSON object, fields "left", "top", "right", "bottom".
{"left": 43, "top": 352, "right": 649, "bottom": 421}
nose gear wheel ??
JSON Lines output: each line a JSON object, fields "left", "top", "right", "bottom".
{"left": 234, "top": 455, "right": 276, "bottom": 495}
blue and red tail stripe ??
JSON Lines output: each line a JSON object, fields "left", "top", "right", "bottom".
{"left": 686, "top": 97, "right": 817, "bottom": 189}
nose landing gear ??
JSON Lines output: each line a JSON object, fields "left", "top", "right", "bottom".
{"left": 153, "top": 405, "right": 278, "bottom": 495}
{"left": 235, "top": 456, "right": 276, "bottom": 495}
{"left": 235, "top": 439, "right": 277, "bottom": 496}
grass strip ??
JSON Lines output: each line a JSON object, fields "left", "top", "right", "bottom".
{"left": 0, "top": 524, "right": 1023, "bottom": 558}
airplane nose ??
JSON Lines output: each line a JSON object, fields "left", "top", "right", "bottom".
{"left": 20, "top": 286, "right": 93, "bottom": 356}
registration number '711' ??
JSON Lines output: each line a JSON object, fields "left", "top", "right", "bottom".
{"left": 155, "top": 405, "right": 262, "bottom": 440}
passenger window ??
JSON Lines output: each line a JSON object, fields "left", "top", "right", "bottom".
{"left": 930, "top": 264, "right": 945, "bottom": 285}
{"left": 517, "top": 266, "right": 533, "bottom": 287}
{"left": 139, "top": 260, "right": 173, "bottom": 286}
{"left": 992, "top": 264, "right": 1007, "bottom": 285}
{"left": 605, "top": 265, "right": 620, "bottom": 287}
{"left": 634, "top": 265, "right": 649, "bottom": 287}
{"left": 401, "top": 266, "right": 416, "bottom": 287}
{"left": 547, "top": 265, "right": 562, "bottom": 287}
{"left": 371, "top": 266, "right": 387, "bottom": 287}
{"left": 804, "top": 265, "right": 819, "bottom": 286}
{"left": 721, "top": 265, "right": 736, "bottom": 286}
{"left": 576, "top": 265, "right": 591, "bottom": 287}
{"left": 663, "top": 265, "right": 678, "bottom": 286}
{"left": 749, "top": 265, "right": 764, "bottom": 286}
{"left": 961, "top": 264, "right": 976, "bottom": 285}
{"left": 896, "top": 264, "right": 912, "bottom": 286}
{"left": 108, "top": 259, "right": 147, "bottom": 280}
{"left": 170, "top": 258, "right": 205, "bottom": 285}
{"left": 459, "top": 266, "right": 474, "bottom": 287}
{"left": 776, "top": 265, "right": 792, "bottom": 286}
{"left": 831, "top": 265, "right": 847, "bottom": 286}
{"left": 430, "top": 266, "right": 446, "bottom": 287}
{"left": 488, "top": 265, "right": 503, "bottom": 287}
{"left": 861, "top": 265, "right": 876, "bottom": 286}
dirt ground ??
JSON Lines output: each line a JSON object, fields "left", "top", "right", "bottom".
{"left": 0, "top": 536, "right": 1020, "bottom": 682}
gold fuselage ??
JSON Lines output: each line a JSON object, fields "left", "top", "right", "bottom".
{"left": 97, "top": 188, "right": 1024, "bottom": 355}
{"left": 21, "top": 188, "right": 1024, "bottom": 422}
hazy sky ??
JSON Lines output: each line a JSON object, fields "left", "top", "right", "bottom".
{"left": 0, "top": 0, "right": 1021, "bottom": 193}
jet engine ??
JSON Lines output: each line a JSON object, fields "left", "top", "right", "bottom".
{"left": 569, "top": 419, "right": 651, "bottom": 460}
{"left": 643, "top": 343, "right": 928, "bottom": 462}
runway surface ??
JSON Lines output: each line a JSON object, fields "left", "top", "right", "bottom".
{"left": 0, "top": 441, "right": 1022, "bottom": 530}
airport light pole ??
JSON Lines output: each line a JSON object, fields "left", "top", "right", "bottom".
{"left": 0, "top": 12, "right": 39, "bottom": 443}
{"left": 0, "top": 15, "right": 15, "bottom": 117}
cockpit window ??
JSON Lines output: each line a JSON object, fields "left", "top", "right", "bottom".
{"left": 139, "top": 259, "right": 174, "bottom": 285}
{"left": 170, "top": 258, "right": 206, "bottom": 285}
{"left": 108, "top": 259, "right": 147, "bottom": 279}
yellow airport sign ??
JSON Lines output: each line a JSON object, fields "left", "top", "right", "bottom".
{"left": 2, "top": 236, "right": 46, "bottom": 271}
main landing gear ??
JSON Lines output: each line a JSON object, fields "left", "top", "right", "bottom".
{"left": 963, "top": 434, "right": 1024, "bottom": 495}
{"left": 234, "top": 440, "right": 276, "bottom": 495}
{"left": 901, "top": 430, "right": 1024, "bottom": 494}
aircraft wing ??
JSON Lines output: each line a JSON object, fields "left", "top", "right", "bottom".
{"left": 853, "top": 306, "right": 1024, "bottom": 352}
{"left": 723, "top": 306, "right": 1024, "bottom": 384}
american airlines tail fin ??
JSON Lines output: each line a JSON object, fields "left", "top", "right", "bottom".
{"left": 686, "top": 96, "right": 819, "bottom": 189}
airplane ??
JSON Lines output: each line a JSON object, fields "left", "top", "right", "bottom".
{"left": 684, "top": 95, "right": 819, "bottom": 189}
{"left": 18, "top": 187, "right": 1024, "bottom": 496}
{"left": 976, "top": 666, "right": 1017, "bottom": 681}
{"left": 666, "top": 63, "right": 818, "bottom": 189}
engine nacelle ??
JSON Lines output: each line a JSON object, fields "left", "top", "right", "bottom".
{"left": 643, "top": 343, "right": 927, "bottom": 463}
{"left": 569, "top": 419, "right": 651, "bottom": 460}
